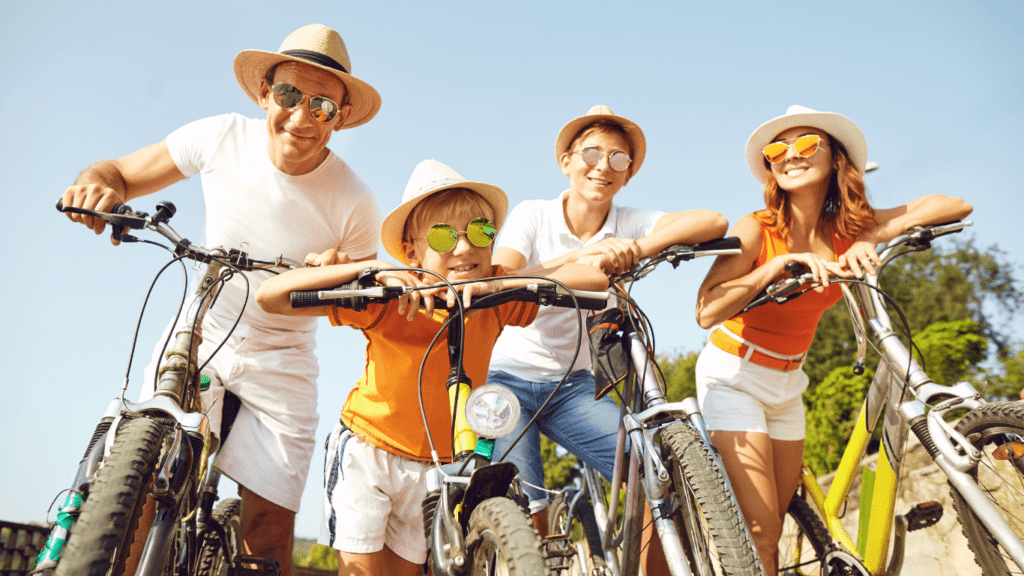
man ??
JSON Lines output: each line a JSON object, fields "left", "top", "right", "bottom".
{"left": 61, "top": 24, "right": 382, "bottom": 576}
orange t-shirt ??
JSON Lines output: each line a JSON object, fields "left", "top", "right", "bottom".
{"left": 721, "top": 220, "right": 855, "bottom": 356}
{"left": 327, "top": 266, "right": 538, "bottom": 461}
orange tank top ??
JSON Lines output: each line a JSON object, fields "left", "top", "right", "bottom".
{"left": 720, "top": 221, "right": 855, "bottom": 356}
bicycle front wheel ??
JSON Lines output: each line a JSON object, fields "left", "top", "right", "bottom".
{"left": 55, "top": 416, "right": 171, "bottom": 576}
{"left": 778, "top": 493, "right": 830, "bottom": 576}
{"left": 195, "top": 498, "right": 242, "bottom": 576}
{"left": 466, "top": 497, "right": 546, "bottom": 576}
{"left": 662, "top": 422, "right": 764, "bottom": 576}
{"left": 950, "top": 401, "right": 1024, "bottom": 575}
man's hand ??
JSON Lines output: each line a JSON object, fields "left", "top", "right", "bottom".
{"left": 305, "top": 249, "right": 353, "bottom": 267}
{"left": 62, "top": 183, "right": 126, "bottom": 245}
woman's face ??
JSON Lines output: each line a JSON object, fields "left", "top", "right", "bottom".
{"left": 768, "top": 126, "right": 833, "bottom": 193}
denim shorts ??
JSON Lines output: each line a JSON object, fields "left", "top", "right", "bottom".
{"left": 488, "top": 369, "right": 624, "bottom": 513}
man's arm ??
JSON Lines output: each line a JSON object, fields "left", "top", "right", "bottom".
{"left": 62, "top": 141, "right": 186, "bottom": 242}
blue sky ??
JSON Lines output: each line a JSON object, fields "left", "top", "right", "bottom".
{"left": 2, "top": 0, "right": 1021, "bottom": 539}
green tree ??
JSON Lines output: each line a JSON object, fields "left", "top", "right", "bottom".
{"left": 301, "top": 543, "right": 339, "bottom": 570}
{"left": 913, "top": 319, "right": 988, "bottom": 386}
{"left": 804, "top": 365, "right": 874, "bottom": 474}
{"left": 660, "top": 351, "right": 699, "bottom": 402}
{"left": 804, "top": 240, "right": 1022, "bottom": 395}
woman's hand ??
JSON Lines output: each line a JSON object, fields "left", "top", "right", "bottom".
{"left": 838, "top": 239, "right": 882, "bottom": 278}
{"left": 780, "top": 252, "right": 851, "bottom": 293}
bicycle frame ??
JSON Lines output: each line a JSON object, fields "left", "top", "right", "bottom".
{"left": 797, "top": 225, "right": 1024, "bottom": 575}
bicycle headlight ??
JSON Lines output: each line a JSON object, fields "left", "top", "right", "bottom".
{"left": 465, "top": 384, "right": 521, "bottom": 439}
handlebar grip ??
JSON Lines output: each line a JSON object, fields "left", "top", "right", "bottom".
{"left": 693, "top": 236, "right": 742, "bottom": 252}
{"left": 784, "top": 261, "right": 808, "bottom": 275}
{"left": 289, "top": 290, "right": 369, "bottom": 311}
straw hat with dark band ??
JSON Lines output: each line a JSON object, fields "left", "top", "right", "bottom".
{"left": 233, "top": 24, "right": 381, "bottom": 129}
{"left": 555, "top": 105, "right": 646, "bottom": 179}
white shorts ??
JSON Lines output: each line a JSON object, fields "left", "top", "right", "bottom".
{"left": 318, "top": 418, "right": 429, "bottom": 564}
{"left": 695, "top": 341, "right": 809, "bottom": 441}
{"left": 141, "top": 315, "right": 319, "bottom": 512}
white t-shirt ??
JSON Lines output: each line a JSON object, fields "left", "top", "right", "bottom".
{"left": 489, "top": 191, "right": 662, "bottom": 382}
{"left": 165, "top": 113, "right": 381, "bottom": 343}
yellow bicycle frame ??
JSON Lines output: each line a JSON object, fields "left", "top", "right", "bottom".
{"left": 800, "top": 361, "right": 909, "bottom": 575}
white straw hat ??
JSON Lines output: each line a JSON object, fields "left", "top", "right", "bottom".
{"left": 380, "top": 160, "right": 508, "bottom": 265}
{"left": 555, "top": 105, "right": 646, "bottom": 178}
{"left": 745, "top": 105, "right": 867, "bottom": 185}
{"left": 233, "top": 24, "right": 381, "bottom": 129}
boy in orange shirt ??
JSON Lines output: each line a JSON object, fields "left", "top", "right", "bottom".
{"left": 256, "top": 159, "right": 607, "bottom": 576}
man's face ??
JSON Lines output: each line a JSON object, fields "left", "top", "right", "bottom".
{"left": 257, "top": 62, "right": 353, "bottom": 175}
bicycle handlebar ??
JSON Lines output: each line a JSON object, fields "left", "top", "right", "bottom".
{"left": 612, "top": 236, "right": 742, "bottom": 284}
{"left": 289, "top": 271, "right": 611, "bottom": 312}
{"left": 57, "top": 199, "right": 306, "bottom": 271}
{"left": 740, "top": 221, "right": 972, "bottom": 314}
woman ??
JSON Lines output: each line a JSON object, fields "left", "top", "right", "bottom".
{"left": 694, "top": 105, "right": 972, "bottom": 575}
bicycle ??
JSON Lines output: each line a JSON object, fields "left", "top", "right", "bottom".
{"left": 542, "top": 237, "right": 767, "bottom": 576}
{"left": 288, "top": 273, "right": 612, "bottom": 576}
{"left": 736, "top": 220, "right": 1024, "bottom": 576}
{"left": 35, "top": 199, "right": 298, "bottom": 576}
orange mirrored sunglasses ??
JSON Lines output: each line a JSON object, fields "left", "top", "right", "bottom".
{"left": 762, "top": 134, "right": 826, "bottom": 164}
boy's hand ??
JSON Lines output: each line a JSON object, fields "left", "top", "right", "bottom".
{"left": 443, "top": 279, "right": 501, "bottom": 310}
{"left": 305, "top": 249, "right": 353, "bottom": 267}
{"left": 578, "top": 238, "right": 642, "bottom": 274}
{"left": 376, "top": 269, "right": 434, "bottom": 321}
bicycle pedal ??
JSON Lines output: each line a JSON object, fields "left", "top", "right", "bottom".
{"left": 230, "top": 554, "right": 281, "bottom": 576}
{"left": 903, "top": 500, "right": 943, "bottom": 532}
{"left": 542, "top": 533, "right": 576, "bottom": 556}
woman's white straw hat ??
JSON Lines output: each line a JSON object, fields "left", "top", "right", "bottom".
{"left": 380, "top": 160, "right": 509, "bottom": 265}
{"left": 555, "top": 105, "right": 646, "bottom": 178}
{"left": 744, "top": 105, "right": 868, "bottom": 185}
{"left": 233, "top": 24, "right": 381, "bottom": 129}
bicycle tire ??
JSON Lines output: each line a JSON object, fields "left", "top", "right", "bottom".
{"left": 661, "top": 421, "right": 765, "bottom": 576}
{"left": 548, "top": 490, "right": 605, "bottom": 576}
{"left": 54, "top": 417, "right": 171, "bottom": 576}
{"left": 778, "top": 494, "right": 830, "bottom": 576}
{"left": 195, "top": 498, "right": 242, "bottom": 576}
{"left": 949, "top": 401, "right": 1024, "bottom": 576}
{"left": 465, "top": 497, "right": 546, "bottom": 576}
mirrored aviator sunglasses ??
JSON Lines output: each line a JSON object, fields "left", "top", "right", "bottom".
{"left": 762, "top": 134, "right": 825, "bottom": 164}
{"left": 424, "top": 217, "right": 496, "bottom": 253}
{"left": 272, "top": 82, "right": 340, "bottom": 123}
{"left": 577, "top": 146, "right": 631, "bottom": 172}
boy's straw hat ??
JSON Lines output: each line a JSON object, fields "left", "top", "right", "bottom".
{"left": 233, "top": 24, "right": 381, "bottom": 129}
{"left": 380, "top": 160, "right": 508, "bottom": 265}
{"left": 554, "top": 105, "right": 646, "bottom": 178}
{"left": 745, "top": 104, "right": 867, "bottom": 185}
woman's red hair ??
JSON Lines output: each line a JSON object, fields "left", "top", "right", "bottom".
{"left": 754, "top": 136, "right": 876, "bottom": 243}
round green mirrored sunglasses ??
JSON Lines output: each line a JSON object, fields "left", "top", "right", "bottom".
{"left": 423, "top": 217, "right": 496, "bottom": 253}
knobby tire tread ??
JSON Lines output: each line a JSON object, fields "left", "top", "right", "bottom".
{"left": 195, "top": 498, "right": 241, "bottom": 576}
{"left": 466, "top": 497, "right": 546, "bottom": 576}
{"left": 662, "top": 421, "right": 765, "bottom": 576}
{"left": 778, "top": 494, "right": 831, "bottom": 575}
{"left": 54, "top": 417, "right": 170, "bottom": 576}
{"left": 548, "top": 490, "right": 604, "bottom": 575}
{"left": 949, "top": 401, "right": 1024, "bottom": 576}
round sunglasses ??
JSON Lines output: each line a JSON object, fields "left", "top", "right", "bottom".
{"left": 573, "top": 146, "right": 632, "bottom": 172}
{"left": 762, "top": 134, "right": 826, "bottom": 164}
{"left": 422, "top": 217, "right": 496, "bottom": 253}
{"left": 272, "top": 82, "right": 341, "bottom": 123}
